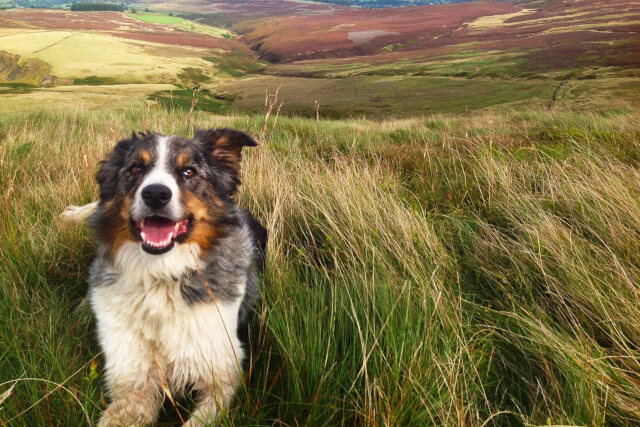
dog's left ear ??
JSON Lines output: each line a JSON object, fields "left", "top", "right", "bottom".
{"left": 195, "top": 128, "right": 258, "bottom": 194}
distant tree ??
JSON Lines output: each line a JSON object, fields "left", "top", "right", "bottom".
{"left": 130, "top": 7, "right": 137, "bottom": 13}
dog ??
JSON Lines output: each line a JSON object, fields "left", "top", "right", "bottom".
{"left": 63, "top": 128, "right": 267, "bottom": 426}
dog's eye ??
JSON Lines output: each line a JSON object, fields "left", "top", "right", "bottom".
{"left": 182, "top": 167, "right": 196, "bottom": 178}
{"left": 130, "top": 165, "right": 143, "bottom": 176}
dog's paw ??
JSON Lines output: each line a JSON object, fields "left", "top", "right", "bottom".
{"left": 58, "top": 201, "right": 98, "bottom": 224}
{"left": 97, "top": 415, "right": 146, "bottom": 427}
{"left": 183, "top": 397, "right": 220, "bottom": 427}
{"left": 97, "top": 414, "right": 122, "bottom": 427}
{"left": 183, "top": 414, "right": 215, "bottom": 427}
{"left": 98, "top": 397, "right": 159, "bottom": 427}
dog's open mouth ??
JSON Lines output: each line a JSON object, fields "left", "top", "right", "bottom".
{"left": 135, "top": 216, "right": 191, "bottom": 254}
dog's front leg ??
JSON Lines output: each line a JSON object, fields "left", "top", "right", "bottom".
{"left": 98, "top": 380, "right": 164, "bottom": 427}
{"left": 97, "top": 343, "right": 164, "bottom": 427}
{"left": 184, "top": 377, "right": 240, "bottom": 427}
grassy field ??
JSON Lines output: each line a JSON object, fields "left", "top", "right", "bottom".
{"left": 211, "top": 74, "right": 555, "bottom": 118}
{"left": 0, "top": 84, "right": 175, "bottom": 114}
{"left": 208, "top": 72, "right": 640, "bottom": 118}
{"left": 126, "top": 12, "right": 233, "bottom": 38}
{"left": 0, "top": 30, "right": 223, "bottom": 83}
{"left": 264, "top": 50, "right": 531, "bottom": 80}
{"left": 127, "top": 11, "right": 186, "bottom": 24}
{"left": 1, "top": 105, "right": 640, "bottom": 425}
{"left": 0, "top": 9, "right": 252, "bottom": 90}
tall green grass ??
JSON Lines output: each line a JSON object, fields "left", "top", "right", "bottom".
{"left": 1, "top": 107, "right": 639, "bottom": 425}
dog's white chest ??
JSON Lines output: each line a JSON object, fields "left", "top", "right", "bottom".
{"left": 90, "top": 248, "right": 245, "bottom": 392}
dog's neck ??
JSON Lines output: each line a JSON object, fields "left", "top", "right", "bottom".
{"left": 110, "top": 241, "right": 203, "bottom": 287}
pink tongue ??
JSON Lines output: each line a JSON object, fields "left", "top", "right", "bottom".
{"left": 142, "top": 217, "right": 175, "bottom": 244}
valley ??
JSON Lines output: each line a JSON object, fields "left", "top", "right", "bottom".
{"left": 1, "top": 0, "right": 639, "bottom": 116}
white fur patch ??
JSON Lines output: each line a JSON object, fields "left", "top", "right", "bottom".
{"left": 131, "top": 135, "right": 183, "bottom": 220}
{"left": 113, "top": 240, "right": 202, "bottom": 287}
{"left": 59, "top": 201, "right": 98, "bottom": 223}
{"left": 91, "top": 241, "right": 245, "bottom": 396}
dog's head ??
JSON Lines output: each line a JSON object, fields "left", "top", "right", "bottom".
{"left": 92, "top": 128, "right": 257, "bottom": 256}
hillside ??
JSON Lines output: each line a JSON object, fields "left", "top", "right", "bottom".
{"left": 125, "top": 0, "right": 345, "bottom": 24}
{"left": 237, "top": 0, "right": 640, "bottom": 67}
{"left": 217, "top": 0, "right": 640, "bottom": 116}
{"left": 237, "top": 1, "right": 520, "bottom": 62}
{"left": 287, "top": 0, "right": 476, "bottom": 8}
{"left": 0, "top": 9, "right": 262, "bottom": 112}
{"left": 1, "top": 0, "right": 639, "bottom": 117}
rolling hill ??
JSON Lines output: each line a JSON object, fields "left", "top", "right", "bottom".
{"left": 1, "top": 0, "right": 639, "bottom": 116}
{"left": 221, "top": 0, "right": 640, "bottom": 116}
{"left": 237, "top": 0, "right": 640, "bottom": 69}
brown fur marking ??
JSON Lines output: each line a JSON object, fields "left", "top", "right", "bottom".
{"left": 212, "top": 136, "right": 241, "bottom": 174}
{"left": 183, "top": 191, "right": 223, "bottom": 251}
{"left": 103, "top": 194, "right": 135, "bottom": 259}
{"left": 176, "top": 152, "right": 190, "bottom": 168}
{"left": 139, "top": 149, "right": 151, "bottom": 165}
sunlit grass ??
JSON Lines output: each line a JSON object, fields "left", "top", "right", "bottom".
{"left": 1, "top": 107, "right": 640, "bottom": 425}
{"left": 0, "top": 30, "right": 220, "bottom": 82}
{"left": 125, "top": 12, "right": 233, "bottom": 38}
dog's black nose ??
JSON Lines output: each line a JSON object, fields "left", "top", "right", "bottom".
{"left": 141, "top": 184, "right": 172, "bottom": 209}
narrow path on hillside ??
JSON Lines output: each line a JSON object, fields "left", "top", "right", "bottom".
{"left": 548, "top": 78, "right": 569, "bottom": 111}
{"left": 33, "top": 33, "right": 74, "bottom": 54}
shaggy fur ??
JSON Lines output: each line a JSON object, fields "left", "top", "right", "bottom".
{"left": 66, "top": 129, "right": 266, "bottom": 426}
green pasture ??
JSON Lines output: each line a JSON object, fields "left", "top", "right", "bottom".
{"left": 126, "top": 12, "right": 233, "bottom": 38}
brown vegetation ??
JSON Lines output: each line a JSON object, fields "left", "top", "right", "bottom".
{"left": 128, "top": 0, "right": 345, "bottom": 23}
{"left": 236, "top": 0, "right": 640, "bottom": 72}
{"left": 0, "top": 10, "right": 238, "bottom": 50}
{"left": 237, "top": 1, "right": 518, "bottom": 62}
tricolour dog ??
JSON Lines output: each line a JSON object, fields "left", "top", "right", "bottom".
{"left": 64, "top": 128, "right": 266, "bottom": 426}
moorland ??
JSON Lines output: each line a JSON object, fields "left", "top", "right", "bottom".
{"left": 1, "top": 0, "right": 640, "bottom": 425}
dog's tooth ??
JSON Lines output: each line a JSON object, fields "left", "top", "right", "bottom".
{"left": 140, "top": 232, "right": 146, "bottom": 242}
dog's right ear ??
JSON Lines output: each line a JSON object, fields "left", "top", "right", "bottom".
{"left": 195, "top": 128, "right": 258, "bottom": 173}
{"left": 96, "top": 133, "right": 138, "bottom": 202}
{"left": 194, "top": 128, "right": 258, "bottom": 195}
